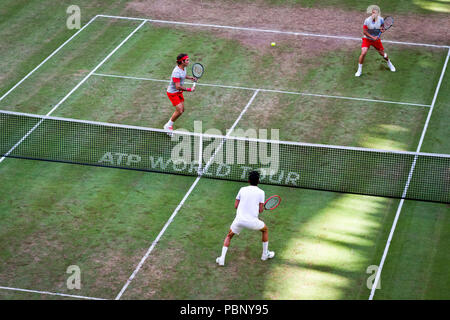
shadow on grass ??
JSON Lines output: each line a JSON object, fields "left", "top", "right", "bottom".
{"left": 120, "top": 178, "right": 396, "bottom": 300}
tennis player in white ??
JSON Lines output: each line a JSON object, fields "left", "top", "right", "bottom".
{"left": 216, "top": 171, "right": 275, "bottom": 266}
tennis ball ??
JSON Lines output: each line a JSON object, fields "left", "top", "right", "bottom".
{"left": 271, "top": 42, "right": 276, "bottom": 47}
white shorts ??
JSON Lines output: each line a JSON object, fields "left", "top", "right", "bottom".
{"left": 230, "top": 217, "right": 265, "bottom": 235}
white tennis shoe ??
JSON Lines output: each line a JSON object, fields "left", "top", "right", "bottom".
{"left": 355, "top": 69, "right": 362, "bottom": 77}
{"left": 388, "top": 62, "right": 396, "bottom": 72}
{"left": 261, "top": 251, "right": 275, "bottom": 261}
{"left": 163, "top": 124, "right": 173, "bottom": 137}
{"left": 216, "top": 257, "right": 225, "bottom": 266}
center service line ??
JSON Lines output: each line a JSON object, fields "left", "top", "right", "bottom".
{"left": 115, "top": 90, "right": 260, "bottom": 300}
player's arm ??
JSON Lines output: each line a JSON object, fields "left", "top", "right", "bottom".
{"left": 363, "top": 27, "right": 377, "bottom": 40}
{"left": 380, "top": 17, "right": 385, "bottom": 33}
{"left": 174, "top": 78, "right": 194, "bottom": 92}
{"left": 235, "top": 199, "right": 240, "bottom": 209}
{"left": 259, "top": 203, "right": 264, "bottom": 213}
{"left": 186, "top": 75, "right": 198, "bottom": 82}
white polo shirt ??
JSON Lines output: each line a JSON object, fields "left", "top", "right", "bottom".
{"left": 235, "top": 186, "right": 265, "bottom": 220}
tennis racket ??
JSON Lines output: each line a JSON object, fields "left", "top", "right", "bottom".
{"left": 264, "top": 195, "right": 281, "bottom": 211}
{"left": 376, "top": 16, "right": 393, "bottom": 39}
{"left": 191, "top": 63, "right": 204, "bottom": 89}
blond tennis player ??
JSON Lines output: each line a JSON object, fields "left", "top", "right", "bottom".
{"left": 216, "top": 171, "right": 275, "bottom": 266}
{"left": 355, "top": 7, "right": 396, "bottom": 77}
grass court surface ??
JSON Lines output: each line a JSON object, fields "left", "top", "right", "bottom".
{"left": 0, "top": 0, "right": 449, "bottom": 300}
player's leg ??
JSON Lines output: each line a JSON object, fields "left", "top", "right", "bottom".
{"left": 165, "top": 93, "right": 185, "bottom": 130}
{"left": 171, "top": 102, "right": 185, "bottom": 122}
{"left": 355, "top": 45, "right": 369, "bottom": 77}
{"left": 376, "top": 42, "right": 396, "bottom": 72}
{"left": 378, "top": 49, "right": 388, "bottom": 61}
{"left": 217, "top": 227, "right": 238, "bottom": 266}
{"left": 359, "top": 47, "right": 369, "bottom": 64}
{"left": 260, "top": 224, "right": 275, "bottom": 261}
{"left": 165, "top": 102, "right": 184, "bottom": 132}
{"left": 224, "top": 229, "right": 235, "bottom": 247}
{"left": 261, "top": 224, "right": 268, "bottom": 242}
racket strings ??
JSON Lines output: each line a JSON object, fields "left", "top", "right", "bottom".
{"left": 193, "top": 64, "right": 204, "bottom": 78}
{"left": 384, "top": 17, "right": 394, "bottom": 29}
{"left": 265, "top": 197, "right": 279, "bottom": 209}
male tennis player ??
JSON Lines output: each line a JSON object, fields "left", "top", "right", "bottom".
{"left": 216, "top": 171, "right": 275, "bottom": 266}
{"left": 355, "top": 7, "right": 396, "bottom": 77}
{"left": 164, "top": 53, "right": 197, "bottom": 132}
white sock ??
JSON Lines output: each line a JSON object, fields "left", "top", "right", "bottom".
{"left": 358, "top": 63, "right": 362, "bottom": 70}
{"left": 167, "top": 120, "right": 174, "bottom": 126}
{"left": 262, "top": 242, "right": 269, "bottom": 255}
{"left": 220, "top": 246, "right": 228, "bottom": 259}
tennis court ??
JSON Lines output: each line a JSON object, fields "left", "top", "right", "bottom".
{"left": 1, "top": 7, "right": 449, "bottom": 300}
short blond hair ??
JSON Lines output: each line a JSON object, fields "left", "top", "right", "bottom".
{"left": 367, "top": 5, "right": 381, "bottom": 15}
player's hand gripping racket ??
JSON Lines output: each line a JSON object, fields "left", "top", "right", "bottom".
{"left": 264, "top": 195, "right": 281, "bottom": 211}
{"left": 376, "top": 16, "right": 393, "bottom": 40}
{"left": 192, "top": 63, "right": 204, "bottom": 89}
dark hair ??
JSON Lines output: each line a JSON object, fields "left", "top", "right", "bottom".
{"left": 177, "top": 53, "right": 188, "bottom": 65}
{"left": 248, "top": 171, "right": 260, "bottom": 186}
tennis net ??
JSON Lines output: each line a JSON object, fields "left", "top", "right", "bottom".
{"left": 1, "top": 110, "right": 449, "bottom": 203}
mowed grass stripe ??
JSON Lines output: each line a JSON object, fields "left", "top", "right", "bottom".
{"left": 421, "top": 63, "right": 450, "bottom": 154}
{"left": 0, "top": 0, "right": 128, "bottom": 103}
{"left": 371, "top": 201, "right": 450, "bottom": 299}
{"left": 0, "top": 0, "right": 73, "bottom": 89}
{"left": 0, "top": 19, "right": 143, "bottom": 114}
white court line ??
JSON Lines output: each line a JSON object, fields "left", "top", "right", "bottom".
{"left": 97, "top": 14, "right": 450, "bottom": 49}
{"left": 0, "top": 286, "right": 106, "bottom": 300}
{"left": 0, "top": 15, "right": 99, "bottom": 102}
{"left": 0, "top": 20, "right": 148, "bottom": 164}
{"left": 115, "top": 90, "right": 260, "bottom": 300}
{"left": 92, "top": 72, "right": 430, "bottom": 108}
{"left": 369, "top": 48, "right": 450, "bottom": 300}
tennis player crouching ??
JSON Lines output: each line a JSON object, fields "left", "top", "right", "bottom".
{"left": 216, "top": 171, "right": 275, "bottom": 266}
{"left": 355, "top": 7, "right": 396, "bottom": 77}
{"left": 164, "top": 53, "right": 197, "bottom": 133}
